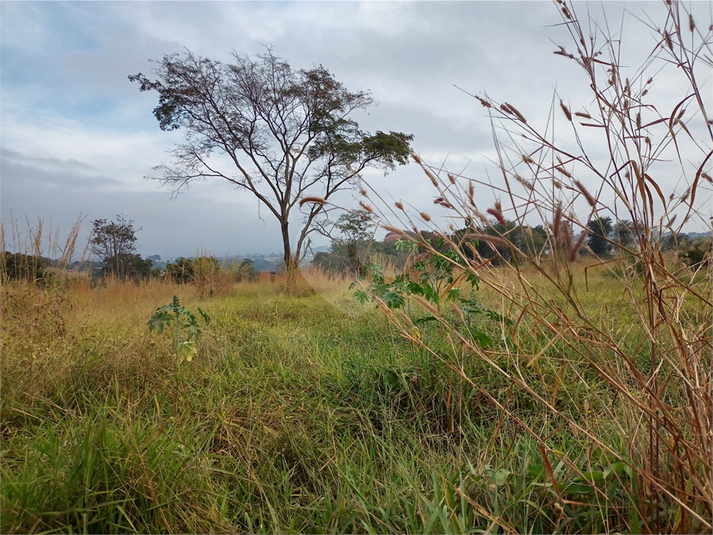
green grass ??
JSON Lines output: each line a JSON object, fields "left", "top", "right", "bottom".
{"left": 1, "top": 273, "right": 709, "bottom": 533}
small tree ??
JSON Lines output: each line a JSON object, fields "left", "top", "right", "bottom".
{"left": 613, "top": 219, "right": 636, "bottom": 249}
{"left": 91, "top": 215, "right": 141, "bottom": 278}
{"left": 130, "top": 49, "right": 413, "bottom": 287}
{"left": 332, "top": 209, "right": 375, "bottom": 275}
{"left": 586, "top": 216, "right": 613, "bottom": 257}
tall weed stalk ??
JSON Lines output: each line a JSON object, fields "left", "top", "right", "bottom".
{"left": 363, "top": 1, "right": 712, "bottom": 532}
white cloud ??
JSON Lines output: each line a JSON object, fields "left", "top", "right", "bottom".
{"left": 2, "top": 0, "right": 711, "bottom": 261}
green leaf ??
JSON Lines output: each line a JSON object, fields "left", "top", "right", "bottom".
{"left": 148, "top": 310, "right": 172, "bottom": 333}
{"left": 562, "top": 482, "right": 593, "bottom": 495}
{"left": 467, "top": 327, "right": 494, "bottom": 348}
{"left": 354, "top": 290, "right": 371, "bottom": 305}
{"left": 493, "top": 468, "right": 512, "bottom": 486}
{"left": 527, "top": 464, "right": 545, "bottom": 480}
{"left": 197, "top": 307, "right": 211, "bottom": 324}
{"left": 603, "top": 461, "right": 628, "bottom": 479}
{"left": 580, "top": 470, "right": 604, "bottom": 483}
{"left": 414, "top": 316, "right": 437, "bottom": 325}
{"left": 178, "top": 341, "right": 197, "bottom": 362}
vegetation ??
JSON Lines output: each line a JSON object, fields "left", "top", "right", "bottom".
{"left": 148, "top": 295, "right": 211, "bottom": 366}
{"left": 91, "top": 216, "right": 155, "bottom": 280}
{"left": 130, "top": 49, "right": 413, "bottom": 285}
{"left": 2, "top": 0, "right": 711, "bottom": 533}
{"left": 5, "top": 262, "right": 709, "bottom": 534}
{"left": 354, "top": 0, "right": 713, "bottom": 532}
{"left": 1, "top": 251, "right": 50, "bottom": 283}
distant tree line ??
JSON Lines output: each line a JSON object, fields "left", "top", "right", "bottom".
{"left": 311, "top": 211, "right": 711, "bottom": 275}
{"left": 166, "top": 256, "right": 255, "bottom": 284}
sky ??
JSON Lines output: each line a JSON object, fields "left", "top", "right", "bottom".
{"left": 1, "top": 1, "right": 711, "bottom": 261}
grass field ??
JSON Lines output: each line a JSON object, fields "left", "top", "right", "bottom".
{"left": 2, "top": 260, "right": 710, "bottom": 534}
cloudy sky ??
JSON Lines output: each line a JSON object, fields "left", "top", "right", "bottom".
{"left": 2, "top": 1, "right": 711, "bottom": 261}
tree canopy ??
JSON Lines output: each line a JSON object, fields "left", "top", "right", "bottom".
{"left": 130, "top": 49, "right": 413, "bottom": 280}
{"left": 91, "top": 216, "right": 150, "bottom": 279}
{"left": 586, "top": 216, "right": 613, "bottom": 257}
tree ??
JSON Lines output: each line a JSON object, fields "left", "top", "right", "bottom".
{"left": 130, "top": 49, "right": 413, "bottom": 285}
{"left": 613, "top": 220, "right": 636, "bottom": 249}
{"left": 166, "top": 256, "right": 220, "bottom": 284}
{"left": 101, "top": 253, "right": 154, "bottom": 281}
{"left": 91, "top": 215, "right": 140, "bottom": 278}
{"left": 1, "top": 251, "right": 49, "bottom": 282}
{"left": 332, "top": 209, "right": 374, "bottom": 275}
{"left": 586, "top": 216, "right": 613, "bottom": 257}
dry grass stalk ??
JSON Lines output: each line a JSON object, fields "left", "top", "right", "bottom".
{"left": 363, "top": 1, "right": 713, "bottom": 530}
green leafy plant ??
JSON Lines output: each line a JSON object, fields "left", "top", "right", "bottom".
{"left": 353, "top": 241, "right": 508, "bottom": 348}
{"left": 148, "top": 295, "right": 211, "bottom": 364}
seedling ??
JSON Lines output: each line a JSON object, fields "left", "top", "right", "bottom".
{"left": 148, "top": 295, "right": 211, "bottom": 365}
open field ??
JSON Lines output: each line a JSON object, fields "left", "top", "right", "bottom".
{"left": 2, "top": 261, "right": 710, "bottom": 534}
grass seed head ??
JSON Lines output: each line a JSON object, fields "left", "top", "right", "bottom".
{"left": 450, "top": 302, "right": 464, "bottom": 320}
{"left": 560, "top": 100, "right": 572, "bottom": 121}
{"left": 555, "top": 165, "right": 572, "bottom": 178}
{"left": 574, "top": 180, "right": 596, "bottom": 207}
{"left": 664, "top": 31, "right": 673, "bottom": 51}
{"left": 359, "top": 201, "right": 374, "bottom": 213}
{"left": 570, "top": 230, "right": 587, "bottom": 262}
{"left": 487, "top": 206, "right": 507, "bottom": 226}
{"left": 299, "top": 196, "right": 327, "bottom": 207}
{"left": 475, "top": 95, "right": 492, "bottom": 108}
{"left": 515, "top": 174, "right": 534, "bottom": 190}
{"left": 424, "top": 168, "right": 439, "bottom": 187}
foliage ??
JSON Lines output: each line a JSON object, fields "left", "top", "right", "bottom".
{"left": 148, "top": 295, "right": 211, "bottom": 364}
{"left": 2, "top": 269, "right": 711, "bottom": 533}
{"left": 166, "top": 256, "right": 220, "bottom": 284}
{"left": 360, "top": 0, "right": 713, "bottom": 532}
{"left": 100, "top": 253, "right": 154, "bottom": 281}
{"left": 1, "top": 251, "right": 49, "bottom": 282}
{"left": 91, "top": 216, "right": 146, "bottom": 279}
{"left": 321, "top": 209, "right": 375, "bottom": 275}
{"left": 235, "top": 258, "right": 256, "bottom": 282}
{"left": 353, "top": 242, "right": 509, "bottom": 349}
{"left": 680, "top": 236, "right": 712, "bottom": 268}
{"left": 130, "top": 49, "right": 413, "bottom": 281}
{"left": 586, "top": 216, "right": 613, "bottom": 257}
{"left": 312, "top": 230, "right": 415, "bottom": 275}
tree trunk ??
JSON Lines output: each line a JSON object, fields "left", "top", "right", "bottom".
{"left": 280, "top": 219, "right": 298, "bottom": 291}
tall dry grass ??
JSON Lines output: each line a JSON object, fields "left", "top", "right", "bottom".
{"left": 361, "top": 1, "right": 712, "bottom": 532}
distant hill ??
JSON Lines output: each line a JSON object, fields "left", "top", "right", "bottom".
{"left": 685, "top": 231, "right": 712, "bottom": 241}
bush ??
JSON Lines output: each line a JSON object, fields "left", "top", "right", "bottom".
{"left": 1, "top": 251, "right": 50, "bottom": 282}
